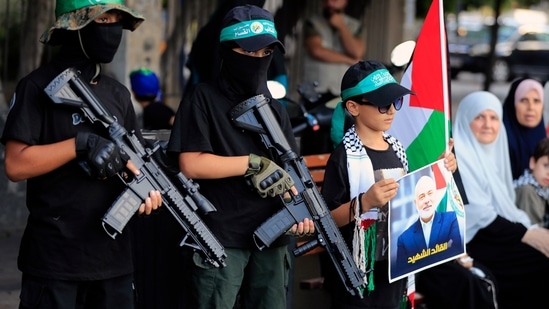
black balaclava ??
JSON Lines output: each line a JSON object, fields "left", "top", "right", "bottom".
{"left": 51, "top": 29, "right": 99, "bottom": 83}
{"left": 78, "top": 21, "right": 123, "bottom": 64}
{"left": 218, "top": 44, "right": 273, "bottom": 103}
{"left": 50, "top": 21, "right": 121, "bottom": 83}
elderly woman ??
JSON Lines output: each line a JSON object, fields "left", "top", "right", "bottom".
{"left": 454, "top": 91, "right": 549, "bottom": 309}
{"left": 502, "top": 78, "right": 546, "bottom": 180}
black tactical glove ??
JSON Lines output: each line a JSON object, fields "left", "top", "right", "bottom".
{"left": 246, "top": 153, "right": 294, "bottom": 198}
{"left": 75, "top": 132, "right": 130, "bottom": 179}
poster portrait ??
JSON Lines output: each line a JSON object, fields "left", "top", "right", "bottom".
{"left": 388, "top": 159, "right": 465, "bottom": 282}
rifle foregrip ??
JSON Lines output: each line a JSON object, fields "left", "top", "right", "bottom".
{"left": 102, "top": 189, "right": 141, "bottom": 238}
{"left": 317, "top": 216, "right": 366, "bottom": 297}
{"left": 158, "top": 186, "right": 226, "bottom": 267}
{"left": 293, "top": 238, "right": 319, "bottom": 256}
{"left": 187, "top": 214, "right": 228, "bottom": 268}
{"left": 253, "top": 207, "right": 295, "bottom": 249}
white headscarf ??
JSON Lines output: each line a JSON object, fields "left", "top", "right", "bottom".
{"left": 453, "top": 91, "right": 532, "bottom": 243}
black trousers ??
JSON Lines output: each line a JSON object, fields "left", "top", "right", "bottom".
{"left": 416, "top": 261, "right": 497, "bottom": 309}
{"left": 19, "top": 273, "right": 134, "bottom": 309}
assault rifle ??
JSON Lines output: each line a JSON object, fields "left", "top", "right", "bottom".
{"left": 230, "top": 94, "right": 366, "bottom": 297}
{"left": 44, "top": 67, "right": 227, "bottom": 268}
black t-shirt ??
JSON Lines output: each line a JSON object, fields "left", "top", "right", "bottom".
{"left": 320, "top": 141, "right": 407, "bottom": 307}
{"left": 322, "top": 142, "right": 404, "bottom": 260}
{"left": 143, "top": 102, "right": 175, "bottom": 130}
{"left": 168, "top": 82, "right": 297, "bottom": 248}
{"left": 1, "top": 62, "right": 139, "bottom": 280}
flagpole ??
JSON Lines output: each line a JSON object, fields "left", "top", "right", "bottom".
{"left": 387, "top": 0, "right": 451, "bottom": 172}
{"left": 438, "top": 0, "right": 450, "bottom": 156}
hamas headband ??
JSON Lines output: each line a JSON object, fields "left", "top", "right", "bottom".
{"left": 340, "top": 68, "right": 397, "bottom": 101}
{"left": 331, "top": 68, "right": 398, "bottom": 147}
{"left": 220, "top": 19, "right": 278, "bottom": 42}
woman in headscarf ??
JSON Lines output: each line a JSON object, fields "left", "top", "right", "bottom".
{"left": 454, "top": 91, "right": 549, "bottom": 309}
{"left": 502, "top": 78, "right": 546, "bottom": 180}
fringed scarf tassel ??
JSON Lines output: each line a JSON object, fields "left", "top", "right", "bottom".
{"left": 364, "top": 220, "right": 376, "bottom": 292}
{"left": 353, "top": 193, "right": 377, "bottom": 294}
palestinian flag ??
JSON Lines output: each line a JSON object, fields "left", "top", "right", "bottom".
{"left": 388, "top": 0, "right": 450, "bottom": 172}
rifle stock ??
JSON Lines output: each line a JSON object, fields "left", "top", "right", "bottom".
{"left": 44, "top": 67, "right": 227, "bottom": 268}
{"left": 230, "top": 94, "right": 366, "bottom": 297}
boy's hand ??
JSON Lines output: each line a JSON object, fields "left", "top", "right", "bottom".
{"left": 246, "top": 154, "right": 295, "bottom": 198}
{"left": 287, "top": 218, "right": 315, "bottom": 237}
{"left": 75, "top": 132, "right": 129, "bottom": 179}
{"left": 362, "top": 178, "right": 399, "bottom": 211}
{"left": 438, "top": 138, "right": 457, "bottom": 173}
{"left": 138, "top": 190, "right": 162, "bottom": 215}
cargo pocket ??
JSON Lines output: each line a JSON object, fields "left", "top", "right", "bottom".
{"left": 283, "top": 249, "right": 292, "bottom": 290}
{"left": 192, "top": 251, "right": 218, "bottom": 270}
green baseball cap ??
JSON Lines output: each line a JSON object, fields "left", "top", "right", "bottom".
{"left": 40, "top": 0, "right": 145, "bottom": 44}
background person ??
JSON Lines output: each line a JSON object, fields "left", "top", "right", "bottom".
{"left": 513, "top": 137, "right": 549, "bottom": 227}
{"left": 454, "top": 90, "right": 549, "bottom": 309}
{"left": 302, "top": 0, "right": 365, "bottom": 154}
{"left": 168, "top": 5, "right": 313, "bottom": 309}
{"left": 1, "top": 1, "right": 162, "bottom": 308}
{"left": 302, "top": 0, "right": 365, "bottom": 100}
{"left": 129, "top": 67, "right": 175, "bottom": 130}
{"left": 502, "top": 77, "right": 546, "bottom": 180}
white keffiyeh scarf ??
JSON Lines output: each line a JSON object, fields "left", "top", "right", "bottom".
{"left": 343, "top": 126, "right": 408, "bottom": 292}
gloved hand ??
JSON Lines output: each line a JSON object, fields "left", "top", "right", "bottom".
{"left": 75, "top": 132, "right": 130, "bottom": 179}
{"left": 246, "top": 153, "right": 294, "bottom": 198}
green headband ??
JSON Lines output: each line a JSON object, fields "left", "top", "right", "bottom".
{"left": 220, "top": 19, "right": 277, "bottom": 42}
{"left": 130, "top": 67, "right": 154, "bottom": 77}
{"left": 56, "top": 0, "right": 124, "bottom": 17}
{"left": 341, "top": 68, "right": 397, "bottom": 101}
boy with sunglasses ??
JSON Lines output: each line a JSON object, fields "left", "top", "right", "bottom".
{"left": 322, "top": 60, "right": 457, "bottom": 308}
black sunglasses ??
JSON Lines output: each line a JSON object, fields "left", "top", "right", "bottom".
{"left": 358, "top": 97, "right": 403, "bottom": 114}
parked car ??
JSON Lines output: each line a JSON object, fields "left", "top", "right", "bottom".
{"left": 448, "top": 22, "right": 517, "bottom": 79}
{"left": 472, "top": 24, "right": 549, "bottom": 82}
{"left": 449, "top": 22, "right": 549, "bottom": 82}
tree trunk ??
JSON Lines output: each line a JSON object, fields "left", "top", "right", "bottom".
{"left": 483, "top": 0, "right": 502, "bottom": 91}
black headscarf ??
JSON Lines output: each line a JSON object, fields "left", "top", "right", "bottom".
{"left": 502, "top": 77, "right": 546, "bottom": 180}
